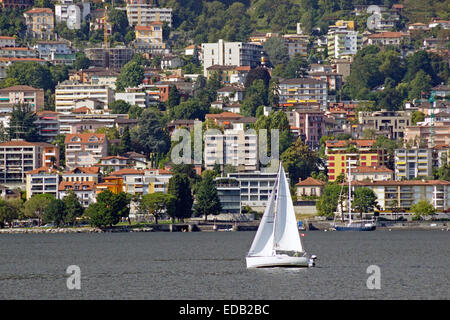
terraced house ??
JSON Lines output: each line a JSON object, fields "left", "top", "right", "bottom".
{"left": 65, "top": 133, "right": 108, "bottom": 169}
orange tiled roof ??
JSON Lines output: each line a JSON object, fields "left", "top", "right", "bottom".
{"left": 65, "top": 133, "right": 106, "bottom": 144}
{"left": 295, "top": 177, "right": 326, "bottom": 186}
{"left": 349, "top": 180, "right": 450, "bottom": 186}
{"left": 63, "top": 166, "right": 100, "bottom": 174}
{"left": 27, "top": 167, "right": 59, "bottom": 175}
{"left": 368, "top": 32, "right": 409, "bottom": 38}
{"left": 58, "top": 181, "right": 96, "bottom": 191}
{"left": 110, "top": 168, "right": 144, "bottom": 176}
{"left": 25, "top": 8, "right": 53, "bottom": 14}
{"left": 205, "top": 112, "right": 243, "bottom": 119}
{"left": 352, "top": 166, "right": 393, "bottom": 173}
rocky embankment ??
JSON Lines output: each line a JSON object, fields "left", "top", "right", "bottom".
{"left": 0, "top": 227, "right": 155, "bottom": 234}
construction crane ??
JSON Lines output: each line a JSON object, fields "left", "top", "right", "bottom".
{"left": 429, "top": 92, "right": 436, "bottom": 148}
{"left": 103, "top": 5, "right": 110, "bottom": 69}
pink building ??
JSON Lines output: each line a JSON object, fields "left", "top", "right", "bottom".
{"left": 285, "top": 108, "right": 325, "bottom": 149}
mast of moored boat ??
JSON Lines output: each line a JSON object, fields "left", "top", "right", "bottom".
{"left": 348, "top": 158, "right": 352, "bottom": 225}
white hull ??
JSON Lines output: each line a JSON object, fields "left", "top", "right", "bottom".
{"left": 246, "top": 255, "right": 310, "bottom": 268}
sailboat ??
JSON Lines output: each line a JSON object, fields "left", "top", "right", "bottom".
{"left": 333, "top": 159, "right": 376, "bottom": 231}
{"left": 246, "top": 163, "right": 316, "bottom": 268}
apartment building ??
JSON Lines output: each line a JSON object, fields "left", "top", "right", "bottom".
{"left": 25, "top": 167, "right": 59, "bottom": 199}
{"left": 85, "top": 46, "right": 134, "bottom": 69}
{"left": 55, "top": 0, "right": 90, "bottom": 30}
{"left": 295, "top": 177, "right": 325, "bottom": 198}
{"left": 62, "top": 166, "right": 100, "bottom": 183}
{"left": 327, "top": 21, "right": 361, "bottom": 59}
{"left": 55, "top": 80, "right": 114, "bottom": 113}
{"left": 115, "top": 89, "right": 148, "bottom": 109}
{"left": 134, "top": 23, "right": 166, "bottom": 53}
{"left": 325, "top": 139, "right": 387, "bottom": 182}
{"left": 34, "top": 40, "right": 73, "bottom": 61}
{"left": 282, "top": 34, "right": 309, "bottom": 58}
{"left": 358, "top": 110, "right": 412, "bottom": 140}
{"left": 23, "top": 8, "right": 55, "bottom": 40}
{"left": 227, "top": 171, "right": 281, "bottom": 210}
{"left": 0, "top": 47, "right": 38, "bottom": 59}
{"left": 204, "top": 130, "right": 258, "bottom": 172}
{"left": 65, "top": 133, "right": 108, "bottom": 169}
{"left": 201, "top": 39, "right": 263, "bottom": 77}
{"left": 0, "top": 36, "right": 16, "bottom": 48}
{"left": 0, "top": 85, "right": 44, "bottom": 113}
{"left": 0, "top": 140, "right": 59, "bottom": 186}
{"left": 350, "top": 166, "right": 394, "bottom": 181}
{"left": 405, "top": 122, "right": 450, "bottom": 147}
{"left": 126, "top": 5, "right": 173, "bottom": 27}
{"left": 395, "top": 148, "right": 433, "bottom": 180}
{"left": 367, "top": 32, "right": 410, "bottom": 46}
{"left": 58, "top": 180, "right": 96, "bottom": 207}
{"left": 99, "top": 156, "right": 131, "bottom": 173}
{"left": 351, "top": 180, "right": 450, "bottom": 212}
{"left": 285, "top": 108, "right": 325, "bottom": 149}
{"left": 214, "top": 177, "right": 241, "bottom": 214}
{"left": 58, "top": 113, "right": 128, "bottom": 135}
{"left": 278, "top": 78, "right": 328, "bottom": 111}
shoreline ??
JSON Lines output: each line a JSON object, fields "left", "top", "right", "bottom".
{"left": 0, "top": 221, "right": 449, "bottom": 234}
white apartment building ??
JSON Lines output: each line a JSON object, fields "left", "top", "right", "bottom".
{"left": 201, "top": 39, "right": 263, "bottom": 76}
{"left": 55, "top": 0, "right": 90, "bottom": 30}
{"left": 204, "top": 129, "right": 258, "bottom": 172}
{"left": 282, "top": 34, "right": 309, "bottom": 58}
{"left": 115, "top": 88, "right": 148, "bottom": 108}
{"left": 0, "top": 36, "right": 16, "bottom": 48}
{"left": 34, "top": 40, "right": 73, "bottom": 61}
{"left": 327, "top": 29, "right": 361, "bottom": 59}
{"left": 352, "top": 180, "right": 450, "bottom": 212}
{"left": 227, "top": 171, "right": 283, "bottom": 210}
{"left": 65, "top": 133, "right": 108, "bottom": 169}
{"left": 278, "top": 78, "right": 328, "bottom": 110}
{"left": 126, "top": 5, "right": 172, "bottom": 27}
{"left": 58, "top": 180, "right": 96, "bottom": 207}
{"left": 55, "top": 80, "right": 114, "bottom": 113}
{"left": 26, "top": 167, "right": 59, "bottom": 199}
{"left": 395, "top": 148, "right": 433, "bottom": 180}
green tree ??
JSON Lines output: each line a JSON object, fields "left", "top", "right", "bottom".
{"left": 115, "top": 61, "right": 144, "bottom": 92}
{"left": 0, "top": 199, "right": 22, "bottom": 228}
{"left": 4, "top": 62, "right": 54, "bottom": 91}
{"left": 139, "top": 192, "right": 176, "bottom": 224}
{"left": 281, "top": 139, "right": 321, "bottom": 187}
{"left": 73, "top": 52, "right": 91, "bottom": 70}
{"left": 131, "top": 108, "right": 170, "bottom": 158}
{"left": 316, "top": 183, "right": 346, "bottom": 218}
{"left": 352, "top": 187, "right": 378, "bottom": 220}
{"left": 167, "top": 173, "right": 193, "bottom": 222}
{"left": 8, "top": 104, "right": 40, "bottom": 142}
{"left": 411, "top": 111, "right": 425, "bottom": 125}
{"left": 194, "top": 171, "right": 222, "bottom": 222}
{"left": 109, "top": 100, "right": 132, "bottom": 114}
{"left": 263, "top": 37, "right": 289, "bottom": 67}
{"left": 43, "top": 199, "right": 66, "bottom": 227}
{"left": 410, "top": 200, "right": 436, "bottom": 220}
{"left": 87, "top": 190, "right": 130, "bottom": 228}
{"left": 24, "top": 194, "right": 56, "bottom": 226}
{"left": 167, "top": 85, "right": 181, "bottom": 108}
{"left": 63, "top": 190, "right": 84, "bottom": 226}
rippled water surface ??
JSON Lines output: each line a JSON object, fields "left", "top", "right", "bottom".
{"left": 0, "top": 230, "right": 448, "bottom": 299}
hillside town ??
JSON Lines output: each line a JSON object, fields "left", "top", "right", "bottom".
{"left": 0, "top": 0, "right": 449, "bottom": 228}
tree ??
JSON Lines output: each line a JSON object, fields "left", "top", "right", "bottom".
{"left": 115, "top": 61, "right": 144, "bottom": 92}
{"left": 167, "top": 85, "right": 181, "bottom": 108}
{"left": 410, "top": 200, "right": 436, "bottom": 220}
{"left": 4, "top": 62, "right": 54, "bottom": 91}
{"left": 411, "top": 110, "right": 425, "bottom": 125}
{"left": 0, "top": 199, "right": 22, "bottom": 228}
{"left": 63, "top": 190, "right": 84, "bottom": 226}
{"left": 263, "top": 37, "right": 289, "bottom": 67}
{"left": 73, "top": 52, "right": 91, "bottom": 70}
{"left": 24, "top": 194, "right": 55, "bottom": 226}
{"left": 118, "top": 126, "right": 132, "bottom": 154}
{"left": 194, "top": 171, "right": 222, "bottom": 222}
{"left": 167, "top": 173, "right": 193, "bottom": 222}
{"left": 244, "top": 67, "right": 271, "bottom": 88}
{"left": 43, "top": 199, "right": 66, "bottom": 227}
{"left": 283, "top": 53, "right": 308, "bottom": 78}
{"left": 52, "top": 134, "right": 65, "bottom": 167}
{"left": 8, "top": 104, "right": 40, "bottom": 142}
{"left": 281, "top": 139, "right": 321, "bottom": 187}
{"left": 132, "top": 108, "right": 170, "bottom": 158}
{"left": 139, "top": 193, "right": 176, "bottom": 224}
{"left": 109, "top": 100, "right": 132, "bottom": 114}
{"left": 352, "top": 187, "right": 378, "bottom": 220}
{"left": 87, "top": 191, "right": 130, "bottom": 228}
{"left": 316, "top": 184, "right": 347, "bottom": 218}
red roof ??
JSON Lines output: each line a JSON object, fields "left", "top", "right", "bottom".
{"left": 25, "top": 8, "right": 53, "bottom": 14}
{"left": 368, "top": 32, "right": 409, "bottom": 38}
{"left": 65, "top": 133, "right": 106, "bottom": 144}
{"left": 59, "top": 181, "right": 96, "bottom": 191}
{"left": 110, "top": 168, "right": 144, "bottom": 176}
{"left": 352, "top": 166, "right": 393, "bottom": 173}
{"left": 296, "top": 177, "right": 326, "bottom": 186}
{"left": 27, "top": 167, "right": 59, "bottom": 175}
{"left": 64, "top": 166, "right": 100, "bottom": 174}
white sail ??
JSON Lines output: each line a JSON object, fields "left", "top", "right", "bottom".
{"left": 273, "top": 165, "right": 304, "bottom": 253}
{"left": 247, "top": 176, "right": 277, "bottom": 257}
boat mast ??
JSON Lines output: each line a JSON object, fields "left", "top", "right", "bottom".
{"left": 348, "top": 158, "right": 352, "bottom": 224}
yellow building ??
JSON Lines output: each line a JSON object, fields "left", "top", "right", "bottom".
{"left": 96, "top": 175, "right": 123, "bottom": 194}
{"left": 326, "top": 140, "right": 387, "bottom": 182}
{"left": 135, "top": 22, "right": 164, "bottom": 44}
{"left": 23, "top": 8, "right": 55, "bottom": 39}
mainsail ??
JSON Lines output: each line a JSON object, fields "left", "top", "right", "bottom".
{"left": 273, "top": 165, "right": 304, "bottom": 253}
{"left": 247, "top": 175, "right": 277, "bottom": 257}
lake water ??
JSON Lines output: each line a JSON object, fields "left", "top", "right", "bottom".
{"left": 0, "top": 230, "right": 448, "bottom": 300}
